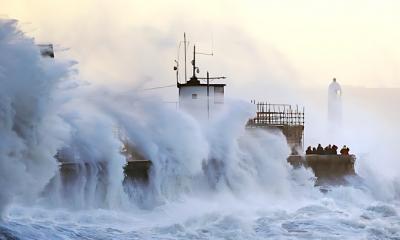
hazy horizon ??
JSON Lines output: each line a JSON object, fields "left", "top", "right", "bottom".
{"left": 1, "top": 0, "right": 400, "bottom": 97}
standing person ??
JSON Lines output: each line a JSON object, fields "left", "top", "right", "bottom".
{"left": 306, "top": 146, "right": 312, "bottom": 155}
{"left": 325, "top": 144, "right": 332, "bottom": 155}
{"left": 312, "top": 147, "right": 317, "bottom": 154}
{"left": 332, "top": 145, "right": 338, "bottom": 155}
{"left": 345, "top": 146, "right": 350, "bottom": 155}
{"left": 340, "top": 145, "right": 349, "bottom": 155}
{"left": 317, "top": 144, "right": 324, "bottom": 155}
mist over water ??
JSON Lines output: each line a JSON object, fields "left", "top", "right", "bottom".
{"left": 0, "top": 19, "right": 400, "bottom": 239}
{"left": 0, "top": 18, "right": 73, "bottom": 217}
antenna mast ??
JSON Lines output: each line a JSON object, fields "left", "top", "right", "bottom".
{"left": 191, "top": 45, "right": 197, "bottom": 80}
{"left": 184, "top": 33, "right": 187, "bottom": 83}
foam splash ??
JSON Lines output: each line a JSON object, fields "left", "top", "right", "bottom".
{"left": 0, "top": 19, "right": 73, "bottom": 217}
{"left": 0, "top": 18, "right": 312, "bottom": 212}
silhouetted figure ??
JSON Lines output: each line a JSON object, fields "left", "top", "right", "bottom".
{"left": 324, "top": 144, "right": 332, "bottom": 155}
{"left": 332, "top": 145, "right": 338, "bottom": 155}
{"left": 312, "top": 147, "right": 317, "bottom": 154}
{"left": 316, "top": 144, "right": 324, "bottom": 155}
{"left": 340, "top": 145, "right": 350, "bottom": 155}
{"left": 306, "top": 146, "right": 312, "bottom": 155}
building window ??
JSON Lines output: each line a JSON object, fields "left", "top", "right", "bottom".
{"left": 192, "top": 94, "right": 198, "bottom": 99}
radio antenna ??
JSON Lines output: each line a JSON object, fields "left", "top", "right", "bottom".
{"left": 184, "top": 33, "right": 187, "bottom": 82}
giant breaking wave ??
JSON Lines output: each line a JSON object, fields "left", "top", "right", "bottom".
{"left": 0, "top": 19, "right": 400, "bottom": 240}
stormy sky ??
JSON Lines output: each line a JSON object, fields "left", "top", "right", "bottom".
{"left": 1, "top": 0, "right": 400, "bottom": 96}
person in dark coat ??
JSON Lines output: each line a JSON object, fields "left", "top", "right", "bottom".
{"left": 340, "top": 145, "right": 350, "bottom": 155}
{"left": 324, "top": 144, "right": 332, "bottom": 155}
{"left": 306, "top": 146, "right": 312, "bottom": 155}
{"left": 332, "top": 145, "right": 338, "bottom": 155}
{"left": 312, "top": 147, "right": 317, "bottom": 154}
{"left": 316, "top": 144, "right": 324, "bottom": 155}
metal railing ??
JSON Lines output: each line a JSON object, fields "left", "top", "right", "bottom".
{"left": 248, "top": 101, "right": 305, "bottom": 127}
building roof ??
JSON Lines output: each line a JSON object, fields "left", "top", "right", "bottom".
{"left": 177, "top": 77, "right": 226, "bottom": 88}
{"left": 177, "top": 82, "right": 226, "bottom": 88}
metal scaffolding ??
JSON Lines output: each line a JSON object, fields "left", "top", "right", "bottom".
{"left": 247, "top": 101, "right": 305, "bottom": 152}
{"left": 247, "top": 101, "right": 304, "bottom": 127}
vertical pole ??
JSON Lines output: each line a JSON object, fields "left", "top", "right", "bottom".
{"left": 207, "top": 71, "right": 210, "bottom": 120}
{"left": 303, "top": 106, "right": 305, "bottom": 149}
{"left": 184, "top": 33, "right": 187, "bottom": 83}
{"left": 192, "top": 45, "right": 196, "bottom": 79}
{"left": 176, "top": 65, "right": 179, "bottom": 85}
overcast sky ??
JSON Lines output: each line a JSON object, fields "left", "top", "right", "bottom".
{"left": 2, "top": 1, "right": 399, "bottom": 109}
{"left": 2, "top": 0, "right": 400, "bottom": 95}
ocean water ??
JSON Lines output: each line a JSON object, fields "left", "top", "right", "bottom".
{"left": 1, "top": 185, "right": 400, "bottom": 240}
{"left": 1, "top": 18, "right": 400, "bottom": 240}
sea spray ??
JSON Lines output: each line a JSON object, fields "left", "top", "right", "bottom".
{"left": 58, "top": 89, "right": 312, "bottom": 209}
{"left": 97, "top": 94, "right": 314, "bottom": 205}
{"left": 43, "top": 93, "right": 132, "bottom": 210}
{"left": 0, "top": 19, "right": 318, "bottom": 218}
{"left": 0, "top": 19, "right": 73, "bottom": 217}
{"left": 0, "top": 19, "right": 130, "bottom": 214}
{"left": 91, "top": 91, "right": 210, "bottom": 204}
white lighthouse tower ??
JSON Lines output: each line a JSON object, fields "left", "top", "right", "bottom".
{"left": 328, "top": 78, "right": 342, "bottom": 127}
{"left": 175, "top": 34, "right": 226, "bottom": 120}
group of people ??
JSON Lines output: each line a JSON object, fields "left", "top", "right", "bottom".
{"left": 305, "top": 144, "right": 350, "bottom": 155}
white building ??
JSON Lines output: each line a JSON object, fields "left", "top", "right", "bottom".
{"left": 178, "top": 76, "right": 225, "bottom": 120}
{"left": 328, "top": 78, "right": 342, "bottom": 126}
{"left": 176, "top": 42, "right": 226, "bottom": 120}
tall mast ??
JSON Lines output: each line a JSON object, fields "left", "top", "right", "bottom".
{"left": 207, "top": 71, "right": 210, "bottom": 120}
{"left": 192, "top": 45, "right": 196, "bottom": 80}
{"left": 184, "top": 33, "right": 187, "bottom": 83}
